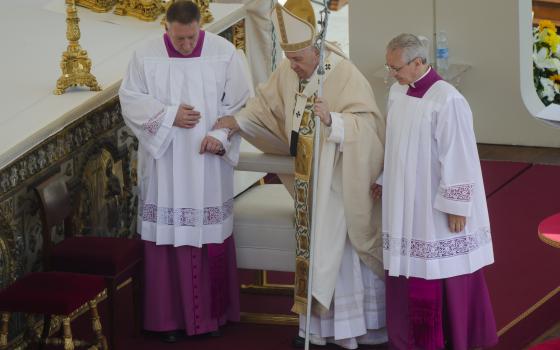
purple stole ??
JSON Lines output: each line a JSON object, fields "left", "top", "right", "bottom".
{"left": 406, "top": 67, "right": 445, "bottom": 350}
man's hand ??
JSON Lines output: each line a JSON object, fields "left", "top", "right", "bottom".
{"left": 370, "top": 183, "right": 382, "bottom": 200}
{"left": 313, "top": 97, "right": 332, "bottom": 126}
{"left": 174, "top": 104, "right": 201, "bottom": 129}
{"left": 213, "top": 116, "right": 240, "bottom": 138}
{"left": 199, "top": 135, "right": 224, "bottom": 155}
{"left": 447, "top": 214, "right": 466, "bottom": 233}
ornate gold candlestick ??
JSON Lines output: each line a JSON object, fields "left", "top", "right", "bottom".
{"left": 54, "top": 0, "right": 101, "bottom": 95}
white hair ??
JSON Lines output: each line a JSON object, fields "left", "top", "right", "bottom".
{"left": 386, "top": 33, "right": 429, "bottom": 64}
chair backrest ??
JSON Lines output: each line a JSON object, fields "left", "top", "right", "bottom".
{"left": 34, "top": 175, "right": 73, "bottom": 264}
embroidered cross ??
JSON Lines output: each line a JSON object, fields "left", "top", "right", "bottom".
{"left": 325, "top": 63, "right": 331, "bottom": 70}
{"left": 296, "top": 111, "right": 301, "bottom": 118}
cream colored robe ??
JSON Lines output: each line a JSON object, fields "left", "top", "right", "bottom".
{"left": 234, "top": 49, "right": 386, "bottom": 284}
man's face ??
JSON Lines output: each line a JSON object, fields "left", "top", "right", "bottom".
{"left": 385, "top": 48, "right": 423, "bottom": 85}
{"left": 285, "top": 47, "right": 320, "bottom": 80}
{"left": 166, "top": 20, "right": 200, "bottom": 56}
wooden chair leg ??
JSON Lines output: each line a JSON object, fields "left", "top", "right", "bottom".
{"left": 38, "top": 314, "right": 52, "bottom": 350}
{"left": 106, "top": 282, "right": 116, "bottom": 350}
{"left": 132, "top": 265, "right": 143, "bottom": 337}
{"left": 89, "top": 300, "right": 108, "bottom": 350}
{"left": 0, "top": 313, "right": 10, "bottom": 350}
{"left": 62, "top": 317, "right": 75, "bottom": 350}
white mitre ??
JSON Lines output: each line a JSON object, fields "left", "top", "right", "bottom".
{"left": 271, "top": 0, "right": 317, "bottom": 52}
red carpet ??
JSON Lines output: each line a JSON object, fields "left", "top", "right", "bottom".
{"left": 485, "top": 164, "right": 560, "bottom": 349}
{"left": 44, "top": 161, "right": 559, "bottom": 350}
{"left": 480, "top": 161, "right": 531, "bottom": 198}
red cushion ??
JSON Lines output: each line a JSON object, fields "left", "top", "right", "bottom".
{"left": 529, "top": 338, "right": 560, "bottom": 350}
{"left": 0, "top": 272, "right": 106, "bottom": 315}
{"left": 50, "top": 237, "right": 143, "bottom": 276}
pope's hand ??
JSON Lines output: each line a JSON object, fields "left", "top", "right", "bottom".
{"left": 447, "top": 214, "right": 466, "bottom": 233}
{"left": 199, "top": 135, "right": 224, "bottom": 155}
{"left": 213, "top": 116, "right": 240, "bottom": 138}
{"left": 174, "top": 104, "right": 201, "bottom": 129}
{"left": 313, "top": 97, "right": 332, "bottom": 126}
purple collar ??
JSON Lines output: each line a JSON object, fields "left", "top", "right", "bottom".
{"left": 406, "top": 67, "right": 442, "bottom": 98}
{"left": 164, "top": 30, "right": 205, "bottom": 58}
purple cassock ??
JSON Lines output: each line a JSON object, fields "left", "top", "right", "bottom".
{"left": 143, "top": 31, "right": 240, "bottom": 335}
{"left": 385, "top": 67, "right": 498, "bottom": 350}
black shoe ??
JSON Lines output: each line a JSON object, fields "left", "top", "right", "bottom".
{"left": 292, "top": 335, "right": 305, "bottom": 348}
{"left": 160, "top": 331, "right": 179, "bottom": 343}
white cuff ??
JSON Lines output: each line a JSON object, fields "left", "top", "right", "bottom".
{"left": 206, "top": 128, "right": 231, "bottom": 152}
{"left": 327, "top": 112, "right": 344, "bottom": 145}
{"left": 375, "top": 171, "right": 384, "bottom": 186}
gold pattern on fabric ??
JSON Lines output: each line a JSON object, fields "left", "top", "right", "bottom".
{"left": 292, "top": 81, "right": 317, "bottom": 315}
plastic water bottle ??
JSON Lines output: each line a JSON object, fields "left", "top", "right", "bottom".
{"left": 436, "top": 31, "right": 449, "bottom": 75}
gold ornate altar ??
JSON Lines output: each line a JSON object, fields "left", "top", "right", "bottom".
{"left": 0, "top": 1, "right": 247, "bottom": 346}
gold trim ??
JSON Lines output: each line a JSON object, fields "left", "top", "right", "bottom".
{"left": 240, "top": 284, "right": 293, "bottom": 296}
{"left": 240, "top": 312, "right": 298, "bottom": 326}
{"left": 498, "top": 286, "right": 560, "bottom": 336}
{"left": 72, "top": 0, "right": 116, "bottom": 13}
{"left": 538, "top": 230, "right": 560, "bottom": 248}
{"left": 280, "top": 40, "right": 315, "bottom": 53}
{"left": 232, "top": 19, "right": 246, "bottom": 52}
{"left": 274, "top": 4, "right": 288, "bottom": 43}
{"left": 240, "top": 271, "right": 294, "bottom": 295}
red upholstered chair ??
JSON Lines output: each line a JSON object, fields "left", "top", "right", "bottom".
{"left": 35, "top": 175, "right": 143, "bottom": 350}
{"left": 0, "top": 271, "right": 107, "bottom": 350}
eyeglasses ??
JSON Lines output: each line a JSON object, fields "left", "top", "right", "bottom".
{"left": 384, "top": 57, "right": 419, "bottom": 74}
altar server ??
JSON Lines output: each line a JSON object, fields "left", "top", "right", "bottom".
{"left": 119, "top": 0, "right": 250, "bottom": 342}
{"left": 377, "top": 33, "right": 498, "bottom": 350}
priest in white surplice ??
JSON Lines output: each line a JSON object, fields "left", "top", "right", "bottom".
{"left": 375, "top": 33, "right": 498, "bottom": 350}
{"left": 119, "top": 1, "right": 250, "bottom": 342}
{"left": 214, "top": 1, "right": 387, "bottom": 348}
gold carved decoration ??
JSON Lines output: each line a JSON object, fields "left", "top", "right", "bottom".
{"left": 69, "top": 0, "right": 117, "bottom": 13}
{"left": 114, "top": 0, "right": 165, "bottom": 22}
{"left": 196, "top": 0, "right": 213, "bottom": 24}
{"left": 55, "top": 0, "right": 101, "bottom": 95}
{"left": 76, "top": 149, "right": 125, "bottom": 236}
{"left": 232, "top": 19, "right": 245, "bottom": 52}
{"left": 0, "top": 201, "right": 16, "bottom": 291}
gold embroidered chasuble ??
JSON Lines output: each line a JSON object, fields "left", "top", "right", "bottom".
{"left": 234, "top": 48, "right": 386, "bottom": 314}
{"left": 293, "top": 79, "right": 317, "bottom": 314}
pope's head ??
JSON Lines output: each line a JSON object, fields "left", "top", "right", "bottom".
{"left": 286, "top": 46, "right": 320, "bottom": 80}
{"left": 385, "top": 33, "right": 429, "bottom": 85}
{"left": 165, "top": 0, "right": 201, "bottom": 56}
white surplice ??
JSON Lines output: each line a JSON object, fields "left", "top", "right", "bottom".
{"left": 382, "top": 81, "right": 494, "bottom": 280}
{"left": 119, "top": 32, "right": 251, "bottom": 247}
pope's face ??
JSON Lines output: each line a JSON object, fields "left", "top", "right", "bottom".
{"left": 385, "top": 48, "right": 424, "bottom": 85}
{"left": 166, "top": 20, "right": 200, "bottom": 56}
{"left": 285, "top": 47, "right": 320, "bottom": 80}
